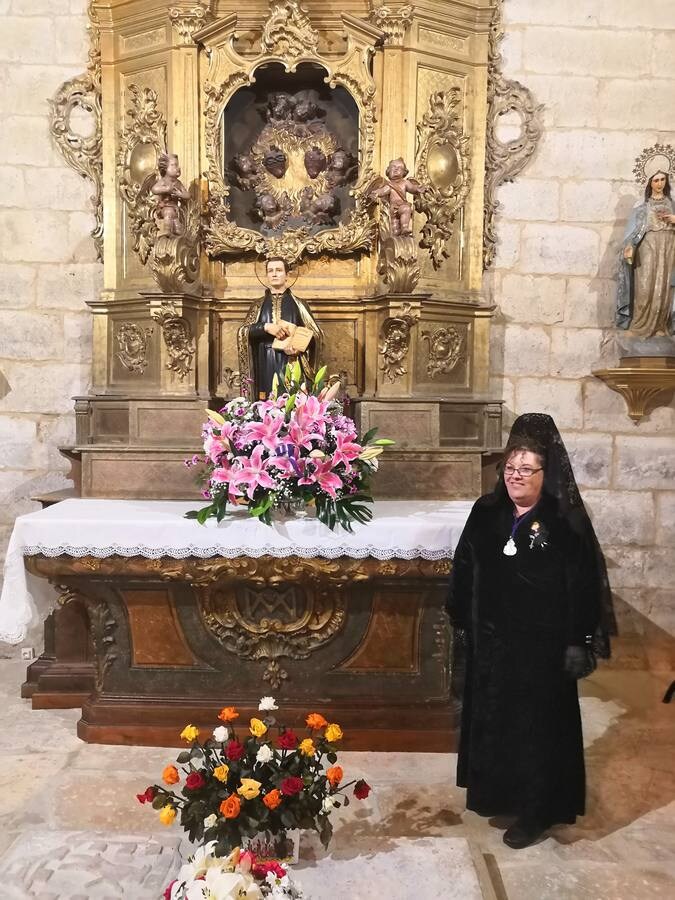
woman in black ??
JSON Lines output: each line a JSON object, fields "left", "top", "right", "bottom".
{"left": 448, "top": 414, "right": 612, "bottom": 848}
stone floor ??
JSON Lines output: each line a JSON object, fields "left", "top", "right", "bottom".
{"left": 0, "top": 601, "right": 673, "bottom": 899}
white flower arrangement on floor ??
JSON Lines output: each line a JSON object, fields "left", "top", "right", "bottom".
{"left": 165, "top": 843, "right": 303, "bottom": 900}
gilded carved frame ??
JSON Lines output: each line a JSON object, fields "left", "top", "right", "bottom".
{"left": 198, "top": 2, "right": 382, "bottom": 265}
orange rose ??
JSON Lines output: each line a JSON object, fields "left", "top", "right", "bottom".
{"left": 162, "top": 764, "right": 180, "bottom": 785}
{"left": 306, "top": 712, "right": 328, "bottom": 730}
{"left": 218, "top": 706, "right": 239, "bottom": 724}
{"left": 326, "top": 765, "right": 343, "bottom": 788}
{"left": 219, "top": 794, "right": 242, "bottom": 819}
{"left": 263, "top": 789, "right": 282, "bottom": 810}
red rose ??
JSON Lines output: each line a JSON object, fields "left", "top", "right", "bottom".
{"left": 353, "top": 779, "right": 371, "bottom": 800}
{"left": 277, "top": 730, "right": 298, "bottom": 750}
{"left": 226, "top": 740, "right": 245, "bottom": 761}
{"left": 163, "top": 880, "right": 177, "bottom": 900}
{"left": 185, "top": 771, "right": 206, "bottom": 790}
{"left": 253, "top": 861, "right": 287, "bottom": 880}
{"left": 136, "top": 786, "right": 157, "bottom": 804}
{"left": 280, "top": 776, "right": 304, "bottom": 796}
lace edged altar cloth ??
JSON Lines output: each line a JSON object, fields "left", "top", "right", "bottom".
{"left": 0, "top": 498, "right": 472, "bottom": 644}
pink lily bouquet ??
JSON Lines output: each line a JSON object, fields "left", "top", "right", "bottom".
{"left": 186, "top": 362, "right": 392, "bottom": 531}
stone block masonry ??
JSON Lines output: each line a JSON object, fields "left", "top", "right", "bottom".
{"left": 0, "top": 0, "right": 98, "bottom": 651}
{"left": 490, "top": 0, "right": 675, "bottom": 636}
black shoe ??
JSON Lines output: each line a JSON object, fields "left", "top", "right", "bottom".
{"left": 503, "top": 818, "right": 547, "bottom": 849}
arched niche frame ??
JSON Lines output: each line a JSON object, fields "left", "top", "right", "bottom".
{"left": 197, "top": 5, "right": 382, "bottom": 266}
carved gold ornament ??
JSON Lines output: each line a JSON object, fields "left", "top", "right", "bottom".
{"left": 415, "top": 90, "right": 471, "bottom": 269}
{"left": 370, "top": 3, "right": 414, "bottom": 47}
{"left": 483, "top": 0, "right": 543, "bottom": 269}
{"left": 116, "top": 323, "right": 154, "bottom": 374}
{"left": 49, "top": 1, "right": 103, "bottom": 260}
{"left": 201, "top": 2, "right": 379, "bottom": 265}
{"left": 633, "top": 143, "right": 675, "bottom": 183}
{"left": 168, "top": 4, "right": 213, "bottom": 45}
{"left": 379, "top": 303, "right": 420, "bottom": 382}
{"left": 152, "top": 302, "right": 196, "bottom": 381}
{"left": 150, "top": 173, "right": 202, "bottom": 294}
{"left": 422, "top": 326, "right": 464, "bottom": 378}
{"left": 117, "top": 86, "right": 168, "bottom": 265}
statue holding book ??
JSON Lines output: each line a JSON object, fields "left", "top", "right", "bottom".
{"left": 237, "top": 257, "right": 324, "bottom": 399}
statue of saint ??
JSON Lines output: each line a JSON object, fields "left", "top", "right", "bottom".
{"left": 617, "top": 167, "right": 675, "bottom": 337}
{"left": 237, "top": 258, "right": 323, "bottom": 399}
{"left": 151, "top": 152, "right": 190, "bottom": 236}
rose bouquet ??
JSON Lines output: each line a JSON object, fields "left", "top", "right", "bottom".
{"left": 164, "top": 844, "right": 303, "bottom": 900}
{"left": 137, "top": 696, "right": 372, "bottom": 858}
{"left": 185, "top": 362, "right": 392, "bottom": 531}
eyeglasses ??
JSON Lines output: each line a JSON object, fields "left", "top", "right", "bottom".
{"left": 503, "top": 465, "right": 543, "bottom": 479}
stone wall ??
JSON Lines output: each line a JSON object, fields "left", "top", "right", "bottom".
{"left": 0, "top": 0, "right": 101, "bottom": 626}
{"left": 0, "top": 0, "right": 673, "bottom": 650}
{"left": 489, "top": 0, "right": 675, "bottom": 634}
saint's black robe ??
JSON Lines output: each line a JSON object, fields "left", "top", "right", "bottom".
{"left": 448, "top": 491, "right": 601, "bottom": 827}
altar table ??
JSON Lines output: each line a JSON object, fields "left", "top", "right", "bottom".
{"left": 1, "top": 499, "right": 472, "bottom": 750}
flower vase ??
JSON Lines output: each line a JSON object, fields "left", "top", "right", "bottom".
{"left": 242, "top": 829, "right": 299, "bottom": 865}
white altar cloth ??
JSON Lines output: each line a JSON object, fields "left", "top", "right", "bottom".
{"left": 0, "top": 498, "right": 473, "bottom": 644}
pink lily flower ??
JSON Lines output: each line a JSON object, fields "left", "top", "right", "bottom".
{"left": 241, "top": 413, "right": 285, "bottom": 451}
{"left": 332, "top": 431, "right": 362, "bottom": 468}
{"left": 287, "top": 419, "right": 323, "bottom": 451}
{"left": 294, "top": 395, "right": 328, "bottom": 435}
{"left": 231, "top": 445, "right": 277, "bottom": 499}
{"left": 299, "top": 458, "right": 344, "bottom": 498}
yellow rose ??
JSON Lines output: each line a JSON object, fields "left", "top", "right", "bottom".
{"left": 324, "top": 723, "right": 343, "bottom": 743}
{"left": 159, "top": 805, "right": 176, "bottom": 826}
{"left": 213, "top": 764, "right": 230, "bottom": 783}
{"left": 299, "top": 738, "right": 316, "bottom": 757}
{"left": 180, "top": 724, "right": 200, "bottom": 742}
{"left": 249, "top": 718, "right": 268, "bottom": 738}
{"left": 237, "top": 778, "right": 262, "bottom": 800}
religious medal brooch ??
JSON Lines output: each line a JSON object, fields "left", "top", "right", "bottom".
{"left": 528, "top": 521, "right": 548, "bottom": 551}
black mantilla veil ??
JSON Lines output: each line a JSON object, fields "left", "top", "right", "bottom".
{"left": 493, "top": 413, "right": 614, "bottom": 658}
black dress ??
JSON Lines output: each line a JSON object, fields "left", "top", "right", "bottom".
{"left": 248, "top": 289, "right": 309, "bottom": 399}
{"left": 449, "top": 491, "right": 601, "bottom": 827}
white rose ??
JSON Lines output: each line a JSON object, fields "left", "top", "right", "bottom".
{"left": 258, "top": 696, "right": 278, "bottom": 711}
{"left": 322, "top": 795, "right": 337, "bottom": 813}
{"left": 213, "top": 725, "right": 229, "bottom": 742}
{"left": 203, "top": 814, "right": 217, "bottom": 830}
{"left": 256, "top": 744, "right": 274, "bottom": 764}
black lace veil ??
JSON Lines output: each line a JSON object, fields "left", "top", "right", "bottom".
{"left": 495, "top": 413, "right": 614, "bottom": 657}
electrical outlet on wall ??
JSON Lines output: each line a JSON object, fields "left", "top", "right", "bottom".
{"left": 20, "top": 647, "right": 35, "bottom": 661}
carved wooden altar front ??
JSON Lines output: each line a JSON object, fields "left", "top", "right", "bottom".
{"left": 46, "top": 0, "right": 548, "bottom": 500}
{"left": 23, "top": 553, "right": 456, "bottom": 750}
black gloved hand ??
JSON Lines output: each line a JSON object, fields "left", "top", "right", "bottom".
{"left": 564, "top": 644, "right": 596, "bottom": 679}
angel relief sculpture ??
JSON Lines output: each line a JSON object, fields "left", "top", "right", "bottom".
{"left": 225, "top": 87, "right": 358, "bottom": 236}
{"left": 151, "top": 152, "right": 190, "bottom": 236}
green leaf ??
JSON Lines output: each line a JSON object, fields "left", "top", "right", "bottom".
{"left": 285, "top": 393, "right": 296, "bottom": 415}
{"left": 151, "top": 795, "right": 166, "bottom": 810}
{"left": 184, "top": 510, "right": 200, "bottom": 520}
{"left": 313, "top": 365, "right": 328, "bottom": 390}
{"left": 196, "top": 505, "right": 213, "bottom": 526}
{"left": 361, "top": 427, "right": 378, "bottom": 445}
{"left": 176, "top": 751, "right": 191, "bottom": 764}
{"left": 291, "top": 359, "right": 302, "bottom": 384}
{"left": 326, "top": 752, "right": 337, "bottom": 764}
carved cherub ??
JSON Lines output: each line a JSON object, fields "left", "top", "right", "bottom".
{"left": 300, "top": 188, "right": 340, "bottom": 226}
{"left": 228, "top": 153, "right": 259, "bottom": 191}
{"left": 152, "top": 152, "right": 190, "bottom": 236}
{"left": 369, "top": 157, "right": 423, "bottom": 237}
{"left": 292, "top": 91, "right": 327, "bottom": 137}
{"left": 253, "top": 192, "right": 291, "bottom": 231}
{"left": 266, "top": 92, "right": 296, "bottom": 125}
{"left": 326, "top": 148, "right": 358, "bottom": 188}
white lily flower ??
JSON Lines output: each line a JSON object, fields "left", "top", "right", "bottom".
{"left": 258, "top": 696, "right": 278, "bottom": 711}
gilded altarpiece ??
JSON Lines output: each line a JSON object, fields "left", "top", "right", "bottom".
{"left": 37, "top": 0, "right": 548, "bottom": 747}
{"left": 50, "top": 0, "right": 510, "bottom": 501}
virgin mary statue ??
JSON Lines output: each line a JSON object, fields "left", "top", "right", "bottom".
{"left": 616, "top": 159, "right": 675, "bottom": 338}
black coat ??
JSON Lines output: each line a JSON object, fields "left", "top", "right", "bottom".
{"left": 248, "top": 290, "right": 308, "bottom": 399}
{"left": 448, "top": 491, "right": 601, "bottom": 826}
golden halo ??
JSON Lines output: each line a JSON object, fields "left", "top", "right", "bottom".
{"left": 633, "top": 143, "right": 675, "bottom": 184}
{"left": 253, "top": 256, "right": 300, "bottom": 290}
